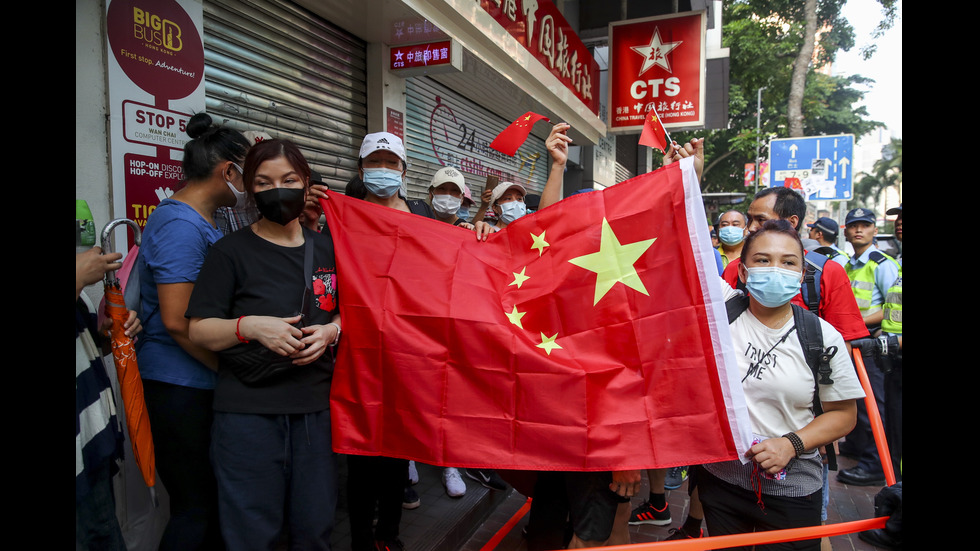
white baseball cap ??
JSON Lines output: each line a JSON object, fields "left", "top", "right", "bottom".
{"left": 359, "top": 132, "right": 406, "bottom": 164}
{"left": 430, "top": 166, "right": 466, "bottom": 194}
{"left": 489, "top": 181, "right": 527, "bottom": 205}
{"left": 242, "top": 130, "right": 274, "bottom": 145}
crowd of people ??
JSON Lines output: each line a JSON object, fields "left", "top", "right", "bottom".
{"left": 75, "top": 115, "right": 902, "bottom": 551}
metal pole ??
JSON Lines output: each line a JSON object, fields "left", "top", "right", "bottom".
{"left": 755, "top": 86, "right": 766, "bottom": 193}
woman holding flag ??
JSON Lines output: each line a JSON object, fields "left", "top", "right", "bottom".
{"left": 702, "top": 220, "right": 863, "bottom": 550}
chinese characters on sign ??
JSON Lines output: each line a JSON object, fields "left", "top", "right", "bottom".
{"left": 479, "top": 0, "right": 600, "bottom": 115}
{"left": 390, "top": 40, "right": 453, "bottom": 70}
{"left": 608, "top": 11, "right": 706, "bottom": 131}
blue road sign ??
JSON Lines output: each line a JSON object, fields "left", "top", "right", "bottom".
{"left": 768, "top": 135, "right": 854, "bottom": 201}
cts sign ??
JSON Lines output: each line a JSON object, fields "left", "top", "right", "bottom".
{"left": 608, "top": 11, "right": 706, "bottom": 132}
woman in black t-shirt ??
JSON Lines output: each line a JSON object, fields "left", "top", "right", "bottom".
{"left": 187, "top": 139, "right": 341, "bottom": 550}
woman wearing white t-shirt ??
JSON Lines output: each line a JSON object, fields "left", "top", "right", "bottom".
{"left": 700, "top": 219, "right": 864, "bottom": 551}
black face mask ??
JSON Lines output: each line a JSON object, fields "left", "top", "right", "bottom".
{"left": 254, "top": 187, "right": 306, "bottom": 225}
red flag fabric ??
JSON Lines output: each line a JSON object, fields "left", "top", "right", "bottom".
{"left": 490, "top": 112, "right": 551, "bottom": 156}
{"left": 638, "top": 107, "right": 669, "bottom": 153}
{"left": 322, "top": 158, "right": 751, "bottom": 471}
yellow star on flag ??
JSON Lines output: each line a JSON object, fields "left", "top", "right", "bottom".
{"left": 509, "top": 266, "right": 531, "bottom": 288}
{"left": 530, "top": 231, "right": 550, "bottom": 256}
{"left": 524, "top": 114, "right": 532, "bottom": 121}
{"left": 536, "top": 332, "right": 562, "bottom": 355}
{"left": 505, "top": 306, "right": 526, "bottom": 329}
{"left": 568, "top": 218, "right": 656, "bottom": 305}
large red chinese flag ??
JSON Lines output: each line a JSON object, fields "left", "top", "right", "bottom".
{"left": 322, "top": 158, "right": 751, "bottom": 471}
{"left": 490, "top": 112, "right": 551, "bottom": 156}
{"left": 638, "top": 107, "right": 669, "bottom": 153}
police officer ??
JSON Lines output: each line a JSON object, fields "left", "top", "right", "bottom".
{"left": 838, "top": 207, "right": 901, "bottom": 487}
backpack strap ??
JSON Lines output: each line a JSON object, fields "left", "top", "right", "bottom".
{"left": 811, "top": 246, "right": 839, "bottom": 259}
{"left": 790, "top": 303, "right": 839, "bottom": 470}
{"left": 802, "top": 251, "right": 828, "bottom": 315}
{"left": 726, "top": 293, "right": 750, "bottom": 323}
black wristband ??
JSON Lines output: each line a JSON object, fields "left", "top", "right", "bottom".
{"left": 783, "top": 432, "right": 805, "bottom": 457}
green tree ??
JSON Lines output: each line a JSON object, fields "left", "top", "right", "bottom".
{"left": 660, "top": 0, "right": 889, "bottom": 208}
{"left": 853, "top": 138, "right": 901, "bottom": 204}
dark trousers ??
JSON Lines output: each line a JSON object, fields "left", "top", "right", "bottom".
{"left": 143, "top": 380, "right": 224, "bottom": 550}
{"left": 884, "top": 358, "right": 902, "bottom": 481}
{"left": 698, "top": 467, "right": 821, "bottom": 551}
{"left": 76, "top": 460, "right": 126, "bottom": 551}
{"left": 346, "top": 455, "right": 407, "bottom": 551}
{"left": 211, "top": 410, "right": 338, "bottom": 551}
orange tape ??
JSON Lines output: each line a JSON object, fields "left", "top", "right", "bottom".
{"left": 480, "top": 497, "right": 533, "bottom": 551}
{"left": 851, "top": 349, "right": 897, "bottom": 486}
{"left": 578, "top": 517, "right": 887, "bottom": 551}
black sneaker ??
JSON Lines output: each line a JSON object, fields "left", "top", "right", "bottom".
{"left": 628, "top": 500, "right": 671, "bottom": 526}
{"left": 664, "top": 466, "right": 689, "bottom": 490}
{"left": 402, "top": 486, "right": 420, "bottom": 509}
{"left": 664, "top": 526, "right": 703, "bottom": 540}
{"left": 465, "top": 469, "right": 508, "bottom": 491}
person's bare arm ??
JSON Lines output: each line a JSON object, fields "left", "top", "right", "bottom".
{"left": 538, "top": 123, "right": 572, "bottom": 211}
{"left": 158, "top": 283, "right": 219, "bottom": 370}
{"left": 472, "top": 188, "right": 492, "bottom": 225}
{"left": 745, "top": 399, "right": 857, "bottom": 475}
{"left": 190, "top": 314, "right": 304, "bottom": 355}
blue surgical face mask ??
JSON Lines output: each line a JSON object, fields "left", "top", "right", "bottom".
{"left": 744, "top": 266, "right": 802, "bottom": 308}
{"left": 361, "top": 167, "right": 403, "bottom": 198}
{"left": 457, "top": 206, "right": 471, "bottom": 222}
{"left": 498, "top": 201, "right": 527, "bottom": 224}
{"left": 719, "top": 226, "right": 745, "bottom": 246}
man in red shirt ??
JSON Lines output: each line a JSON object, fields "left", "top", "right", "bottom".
{"left": 721, "top": 187, "right": 869, "bottom": 343}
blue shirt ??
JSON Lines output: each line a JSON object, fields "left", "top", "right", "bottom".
{"left": 136, "top": 199, "right": 223, "bottom": 389}
{"left": 848, "top": 245, "right": 900, "bottom": 309}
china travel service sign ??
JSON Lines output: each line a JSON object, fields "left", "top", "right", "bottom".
{"left": 608, "top": 11, "right": 706, "bottom": 132}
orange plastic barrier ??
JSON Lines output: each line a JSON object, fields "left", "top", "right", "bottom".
{"left": 851, "top": 349, "right": 897, "bottom": 487}
{"left": 582, "top": 517, "right": 887, "bottom": 550}
{"left": 480, "top": 497, "right": 533, "bottom": 551}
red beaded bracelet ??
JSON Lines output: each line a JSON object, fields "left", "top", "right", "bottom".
{"left": 236, "top": 316, "right": 249, "bottom": 343}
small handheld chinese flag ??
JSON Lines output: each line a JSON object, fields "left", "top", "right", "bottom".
{"left": 490, "top": 112, "right": 550, "bottom": 156}
{"left": 638, "top": 108, "right": 669, "bottom": 153}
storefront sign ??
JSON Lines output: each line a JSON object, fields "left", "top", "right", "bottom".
{"left": 106, "top": 0, "right": 205, "bottom": 234}
{"left": 387, "top": 107, "right": 404, "bottom": 141}
{"left": 391, "top": 40, "right": 452, "bottom": 70}
{"left": 608, "top": 11, "right": 705, "bottom": 131}
{"left": 390, "top": 39, "right": 462, "bottom": 77}
{"left": 479, "top": 0, "right": 599, "bottom": 115}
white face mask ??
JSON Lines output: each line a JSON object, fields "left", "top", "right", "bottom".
{"left": 226, "top": 162, "right": 247, "bottom": 208}
{"left": 431, "top": 194, "right": 462, "bottom": 216}
{"left": 498, "top": 201, "right": 527, "bottom": 224}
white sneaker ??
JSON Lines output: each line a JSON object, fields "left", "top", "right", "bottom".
{"left": 443, "top": 467, "right": 466, "bottom": 498}
{"left": 408, "top": 460, "right": 419, "bottom": 485}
